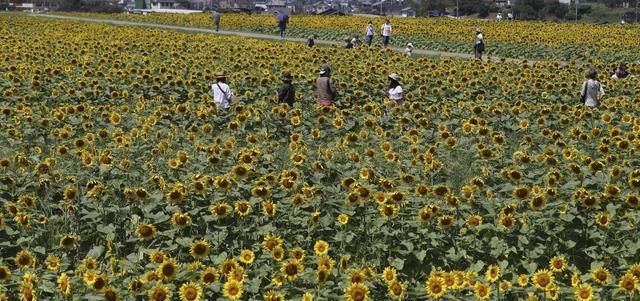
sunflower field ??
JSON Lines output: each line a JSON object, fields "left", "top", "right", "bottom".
{"left": 1, "top": 15, "right": 640, "bottom": 301}
{"left": 55, "top": 12, "right": 640, "bottom": 62}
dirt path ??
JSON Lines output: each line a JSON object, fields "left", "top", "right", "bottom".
{"left": 24, "top": 13, "right": 511, "bottom": 61}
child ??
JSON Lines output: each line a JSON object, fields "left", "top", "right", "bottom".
{"left": 278, "top": 72, "right": 295, "bottom": 106}
{"left": 405, "top": 43, "right": 413, "bottom": 57}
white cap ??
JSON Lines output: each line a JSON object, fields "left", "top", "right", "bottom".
{"left": 407, "top": 43, "right": 413, "bottom": 47}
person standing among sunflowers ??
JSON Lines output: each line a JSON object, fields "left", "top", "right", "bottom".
{"left": 581, "top": 68, "right": 605, "bottom": 108}
{"left": 211, "top": 72, "right": 234, "bottom": 110}
{"left": 365, "top": 21, "right": 375, "bottom": 46}
{"left": 275, "top": 10, "right": 289, "bottom": 39}
{"left": 277, "top": 72, "right": 295, "bottom": 107}
{"left": 212, "top": 9, "right": 221, "bottom": 32}
{"left": 381, "top": 19, "right": 392, "bottom": 48}
{"left": 388, "top": 73, "right": 404, "bottom": 104}
{"left": 474, "top": 28, "right": 485, "bottom": 60}
{"left": 313, "top": 66, "right": 337, "bottom": 107}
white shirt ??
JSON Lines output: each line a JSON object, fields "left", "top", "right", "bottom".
{"left": 404, "top": 47, "right": 412, "bottom": 56}
{"left": 381, "top": 23, "right": 392, "bottom": 37}
{"left": 389, "top": 86, "right": 403, "bottom": 100}
{"left": 211, "top": 82, "right": 233, "bottom": 109}
{"left": 581, "top": 79, "right": 604, "bottom": 107}
{"left": 365, "top": 24, "right": 374, "bottom": 36}
{"left": 476, "top": 33, "right": 484, "bottom": 44}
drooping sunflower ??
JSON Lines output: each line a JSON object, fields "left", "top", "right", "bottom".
{"left": 222, "top": 280, "right": 243, "bottom": 300}
{"left": 189, "top": 240, "right": 210, "bottom": 259}
{"left": 425, "top": 276, "right": 446, "bottom": 299}
{"left": 179, "top": 281, "right": 202, "bottom": 301}
{"left": 574, "top": 283, "right": 593, "bottom": 301}
{"left": 345, "top": 282, "right": 369, "bottom": 301}
{"left": 57, "top": 272, "right": 71, "bottom": 297}
{"left": 148, "top": 283, "right": 172, "bottom": 301}
{"left": 0, "top": 265, "right": 11, "bottom": 282}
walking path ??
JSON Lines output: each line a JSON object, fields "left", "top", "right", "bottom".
{"left": 24, "top": 13, "right": 518, "bottom": 62}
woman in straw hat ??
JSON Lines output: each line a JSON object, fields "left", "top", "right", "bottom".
{"left": 277, "top": 71, "right": 296, "bottom": 107}
{"left": 388, "top": 73, "right": 404, "bottom": 104}
{"left": 210, "top": 71, "right": 234, "bottom": 110}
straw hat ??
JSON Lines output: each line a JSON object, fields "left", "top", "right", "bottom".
{"left": 388, "top": 73, "right": 400, "bottom": 82}
{"left": 215, "top": 71, "right": 226, "bottom": 79}
{"left": 280, "top": 71, "right": 292, "bottom": 81}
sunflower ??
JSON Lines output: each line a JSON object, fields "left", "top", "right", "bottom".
{"left": 189, "top": 240, "right": 210, "bottom": 259}
{"left": 57, "top": 272, "right": 71, "bottom": 297}
{"left": 437, "top": 215, "right": 454, "bottom": 228}
{"left": 425, "top": 276, "right": 446, "bottom": 299}
{"left": 574, "top": 283, "right": 593, "bottom": 301}
{"left": 0, "top": 265, "right": 11, "bottom": 282}
{"left": 148, "top": 283, "right": 172, "bottom": 301}
{"left": 549, "top": 256, "right": 567, "bottom": 273}
{"left": 15, "top": 249, "right": 35, "bottom": 269}
{"left": 339, "top": 256, "right": 349, "bottom": 271}
{"left": 81, "top": 256, "right": 98, "bottom": 270}
{"left": 157, "top": 258, "right": 179, "bottom": 281}
{"left": 532, "top": 269, "right": 554, "bottom": 290}
{"left": 171, "top": 211, "right": 191, "bottom": 228}
{"left": 314, "top": 240, "right": 329, "bottom": 255}
{"left": 128, "top": 278, "right": 144, "bottom": 294}
{"left": 220, "top": 259, "right": 240, "bottom": 276}
{"left": 136, "top": 223, "right": 157, "bottom": 241}
{"left": 289, "top": 247, "right": 305, "bottom": 262}
{"left": 222, "top": 280, "right": 243, "bottom": 300}
{"left": 262, "top": 234, "right": 283, "bottom": 252}
{"left": 178, "top": 282, "right": 202, "bottom": 301}
{"left": 239, "top": 250, "right": 255, "bottom": 264}
{"left": 46, "top": 255, "right": 61, "bottom": 271}
{"left": 83, "top": 270, "right": 97, "bottom": 286}
{"left": 280, "top": 260, "right": 303, "bottom": 281}
{"left": 149, "top": 250, "right": 166, "bottom": 264}
{"left": 618, "top": 272, "right": 638, "bottom": 295}
{"left": 345, "top": 282, "right": 369, "bottom": 301}
{"left": 317, "top": 255, "right": 334, "bottom": 271}
{"left": 271, "top": 246, "right": 285, "bottom": 261}
{"left": 210, "top": 201, "right": 232, "bottom": 219}
{"left": 591, "top": 267, "right": 610, "bottom": 285}
{"left": 546, "top": 284, "right": 559, "bottom": 300}
{"left": 234, "top": 200, "right": 252, "bottom": 217}
{"left": 474, "top": 282, "right": 491, "bottom": 300}
{"left": 499, "top": 280, "right": 512, "bottom": 293}
{"left": 198, "top": 266, "right": 218, "bottom": 285}
{"left": 382, "top": 266, "right": 397, "bottom": 283}
{"left": 302, "top": 292, "right": 314, "bottom": 301}
{"left": 466, "top": 215, "right": 482, "bottom": 229}
{"left": 348, "top": 269, "right": 367, "bottom": 284}
{"left": 59, "top": 234, "right": 78, "bottom": 249}
{"left": 262, "top": 200, "right": 277, "bottom": 217}
{"left": 379, "top": 204, "right": 398, "bottom": 219}
{"left": 103, "top": 287, "right": 119, "bottom": 301}
{"left": 264, "top": 290, "right": 285, "bottom": 301}
{"left": 92, "top": 273, "right": 108, "bottom": 291}
{"left": 513, "top": 185, "right": 530, "bottom": 199}
{"left": 485, "top": 265, "right": 500, "bottom": 283}
{"left": 387, "top": 280, "right": 405, "bottom": 300}
{"left": 316, "top": 267, "right": 331, "bottom": 284}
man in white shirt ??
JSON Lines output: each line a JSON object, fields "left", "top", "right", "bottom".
{"left": 474, "top": 28, "right": 484, "bottom": 60}
{"left": 381, "top": 19, "right": 392, "bottom": 48}
{"left": 211, "top": 72, "right": 233, "bottom": 110}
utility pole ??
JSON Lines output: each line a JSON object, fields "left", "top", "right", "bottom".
{"left": 636, "top": 0, "right": 638, "bottom": 23}
{"left": 575, "top": 0, "right": 578, "bottom": 22}
{"left": 456, "top": 0, "right": 459, "bottom": 17}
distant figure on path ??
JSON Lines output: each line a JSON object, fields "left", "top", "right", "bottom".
{"left": 381, "top": 19, "right": 392, "bottom": 48}
{"left": 365, "top": 21, "right": 374, "bottom": 46}
{"left": 275, "top": 10, "right": 289, "bottom": 38}
{"left": 404, "top": 43, "right": 413, "bottom": 57}
{"left": 278, "top": 72, "right": 295, "bottom": 106}
{"left": 474, "top": 28, "right": 484, "bottom": 60}
{"left": 307, "top": 34, "right": 317, "bottom": 47}
{"left": 211, "top": 72, "right": 234, "bottom": 110}
{"left": 581, "top": 68, "right": 605, "bottom": 108}
{"left": 314, "top": 66, "right": 337, "bottom": 107}
{"left": 212, "top": 9, "right": 221, "bottom": 32}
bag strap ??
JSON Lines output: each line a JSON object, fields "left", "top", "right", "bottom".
{"left": 216, "top": 83, "right": 229, "bottom": 102}
{"left": 582, "top": 80, "right": 588, "bottom": 96}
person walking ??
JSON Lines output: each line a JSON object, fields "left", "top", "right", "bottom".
{"left": 381, "top": 19, "right": 392, "bottom": 48}
{"left": 365, "top": 21, "right": 374, "bottom": 46}
{"left": 211, "top": 72, "right": 234, "bottom": 110}
{"left": 212, "top": 9, "right": 221, "bottom": 32}
{"left": 474, "top": 28, "right": 484, "bottom": 60}
{"left": 313, "top": 66, "right": 337, "bottom": 107}
{"left": 278, "top": 72, "right": 295, "bottom": 107}
{"left": 307, "top": 34, "right": 317, "bottom": 47}
{"left": 580, "top": 68, "right": 605, "bottom": 108}
{"left": 388, "top": 73, "right": 404, "bottom": 104}
{"left": 275, "top": 10, "right": 289, "bottom": 38}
